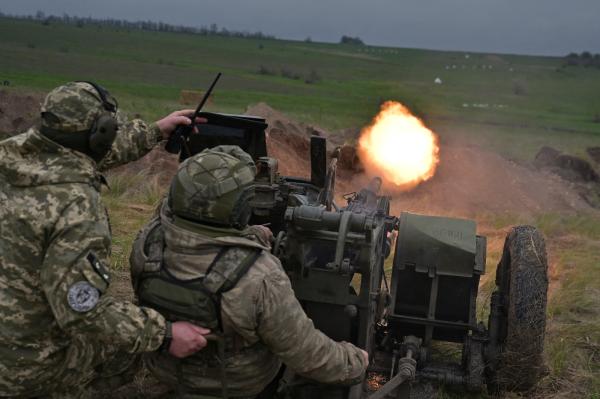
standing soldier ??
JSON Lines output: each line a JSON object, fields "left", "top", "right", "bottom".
{"left": 130, "top": 145, "right": 369, "bottom": 398}
{"left": 0, "top": 81, "right": 210, "bottom": 398}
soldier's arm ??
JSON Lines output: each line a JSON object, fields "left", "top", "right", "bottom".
{"left": 97, "top": 112, "right": 163, "bottom": 171}
{"left": 40, "top": 195, "right": 166, "bottom": 353}
{"left": 98, "top": 110, "right": 202, "bottom": 171}
{"left": 256, "top": 260, "right": 367, "bottom": 385}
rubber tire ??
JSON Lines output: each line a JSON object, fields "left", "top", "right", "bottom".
{"left": 489, "top": 225, "right": 548, "bottom": 393}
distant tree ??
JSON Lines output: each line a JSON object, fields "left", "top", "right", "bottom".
{"left": 3, "top": 12, "right": 277, "bottom": 41}
{"left": 563, "top": 52, "right": 580, "bottom": 66}
{"left": 340, "top": 35, "right": 364, "bottom": 45}
{"left": 304, "top": 36, "right": 312, "bottom": 43}
{"left": 580, "top": 51, "right": 593, "bottom": 67}
{"left": 564, "top": 53, "right": 579, "bottom": 66}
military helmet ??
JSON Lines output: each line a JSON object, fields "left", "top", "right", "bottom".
{"left": 169, "top": 145, "right": 257, "bottom": 229}
{"left": 40, "top": 81, "right": 119, "bottom": 162}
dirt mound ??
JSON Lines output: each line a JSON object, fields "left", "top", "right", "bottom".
{"left": 533, "top": 146, "right": 600, "bottom": 209}
{"left": 245, "top": 102, "right": 333, "bottom": 177}
{"left": 338, "top": 144, "right": 363, "bottom": 172}
{"left": 0, "top": 89, "right": 43, "bottom": 139}
{"left": 534, "top": 146, "right": 599, "bottom": 183}
{"left": 586, "top": 147, "right": 600, "bottom": 164}
{"left": 109, "top": 146, "right": 180, "bottom": 184}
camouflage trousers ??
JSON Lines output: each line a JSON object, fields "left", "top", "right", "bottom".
{"left": 5, "top": 336, "right": 140, "bottom": 399}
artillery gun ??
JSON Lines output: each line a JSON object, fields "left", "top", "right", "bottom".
{"left": 178, "top": 112, "right": 549, "bottom": 398}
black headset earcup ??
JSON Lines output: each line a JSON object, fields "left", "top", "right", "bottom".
{"left": 231, "top": 187, "right": 255, "bottom": 229}
{"left": 88, "top": 114, "right": 118, "bottom": 161}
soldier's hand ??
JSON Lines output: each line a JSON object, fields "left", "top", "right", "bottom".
{"left": 169, "top": 321, "right": 210, "bottom": 358}
{"left": 156, "top": 109, "right": 207, "bottom": 140}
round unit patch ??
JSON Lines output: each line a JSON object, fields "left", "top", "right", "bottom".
{"left": 67, "top": 281, "right": 100, "bottom": 313}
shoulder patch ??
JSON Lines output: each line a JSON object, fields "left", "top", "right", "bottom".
{"left": 87, "top": 251, "right": 111, "bottom": 284}
{"left": 67, "top": 281, "right": 100, "bottom": 312}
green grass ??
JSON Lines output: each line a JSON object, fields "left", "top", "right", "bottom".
{"left": 543, "top": 236, "right": 600, "bottom": 397}
{"left": 1, "top": 17, "right": 600, "bottom": 162}
{"left": 101, "top": 171, "right": 166, "bottom": 269}
{"left": 476, "top": 213, "right": 600, "bottom": 398}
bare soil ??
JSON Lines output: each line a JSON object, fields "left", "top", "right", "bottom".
{"left": 0, "top": 89, "right": 43, "bottom": 139}
{"left": 380, "top": 143, "right": 592, "bottom": 217}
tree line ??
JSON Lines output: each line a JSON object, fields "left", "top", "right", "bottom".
{"left": 0, "top": 10, "right": 369, "bottom": 46}
{"left": 0, "top": 10, "right": 277, "bottom": 40}
{"left": 564, "top": 52, "right": 600, "bottom": 68}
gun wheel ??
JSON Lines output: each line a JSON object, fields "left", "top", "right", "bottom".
{"left": 487, "top": 225, "right": 548, "bottom": 393}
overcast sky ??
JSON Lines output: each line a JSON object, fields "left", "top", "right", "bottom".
{"left": 2, "top": 0, "right": 599, "bottom": 56}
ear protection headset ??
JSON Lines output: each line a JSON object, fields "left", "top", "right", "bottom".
{"left": 80, "top": 81, "right": 119, "bottom": 162}
{"left": 41, "top": 81, "right": 119, "bottom": 162}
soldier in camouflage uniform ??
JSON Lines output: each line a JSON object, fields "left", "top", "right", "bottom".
{"left": 0, "top": 82, "right": 210, "bottom": 398}
{"left": 130, "top": 145, "right": 369, "bottom": 399}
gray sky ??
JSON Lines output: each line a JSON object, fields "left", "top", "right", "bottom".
{"left": 2, "top": 0, "right": 599, "bottom": 56}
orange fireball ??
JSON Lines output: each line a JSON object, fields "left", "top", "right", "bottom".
{"left": 358, "top": 101, "right": 440, "bottom": 191}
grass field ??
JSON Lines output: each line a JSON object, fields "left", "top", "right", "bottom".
{"left": 1, "top": 17, "right": 600, "bottom": 160}
{"left": 1, "top": 16, "right": 599, "bottom": 398}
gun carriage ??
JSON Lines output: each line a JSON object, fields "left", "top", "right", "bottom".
{"left": 168, "top": 98, "right": 548, "bottom": 398}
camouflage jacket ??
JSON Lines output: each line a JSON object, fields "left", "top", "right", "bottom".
{"left": 131, "top": 202, "right": 367, "bottom": 397}
{"left": 0, "top": 119, "right": 166, "bottom": 396}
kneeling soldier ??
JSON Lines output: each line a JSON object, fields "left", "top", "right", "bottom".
{"left": 130, "top": 145, "right": 368, "bottom": 398}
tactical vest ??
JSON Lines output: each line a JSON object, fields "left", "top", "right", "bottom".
{"left": 134, "top": 220, "right": 262, "bottom": 399}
